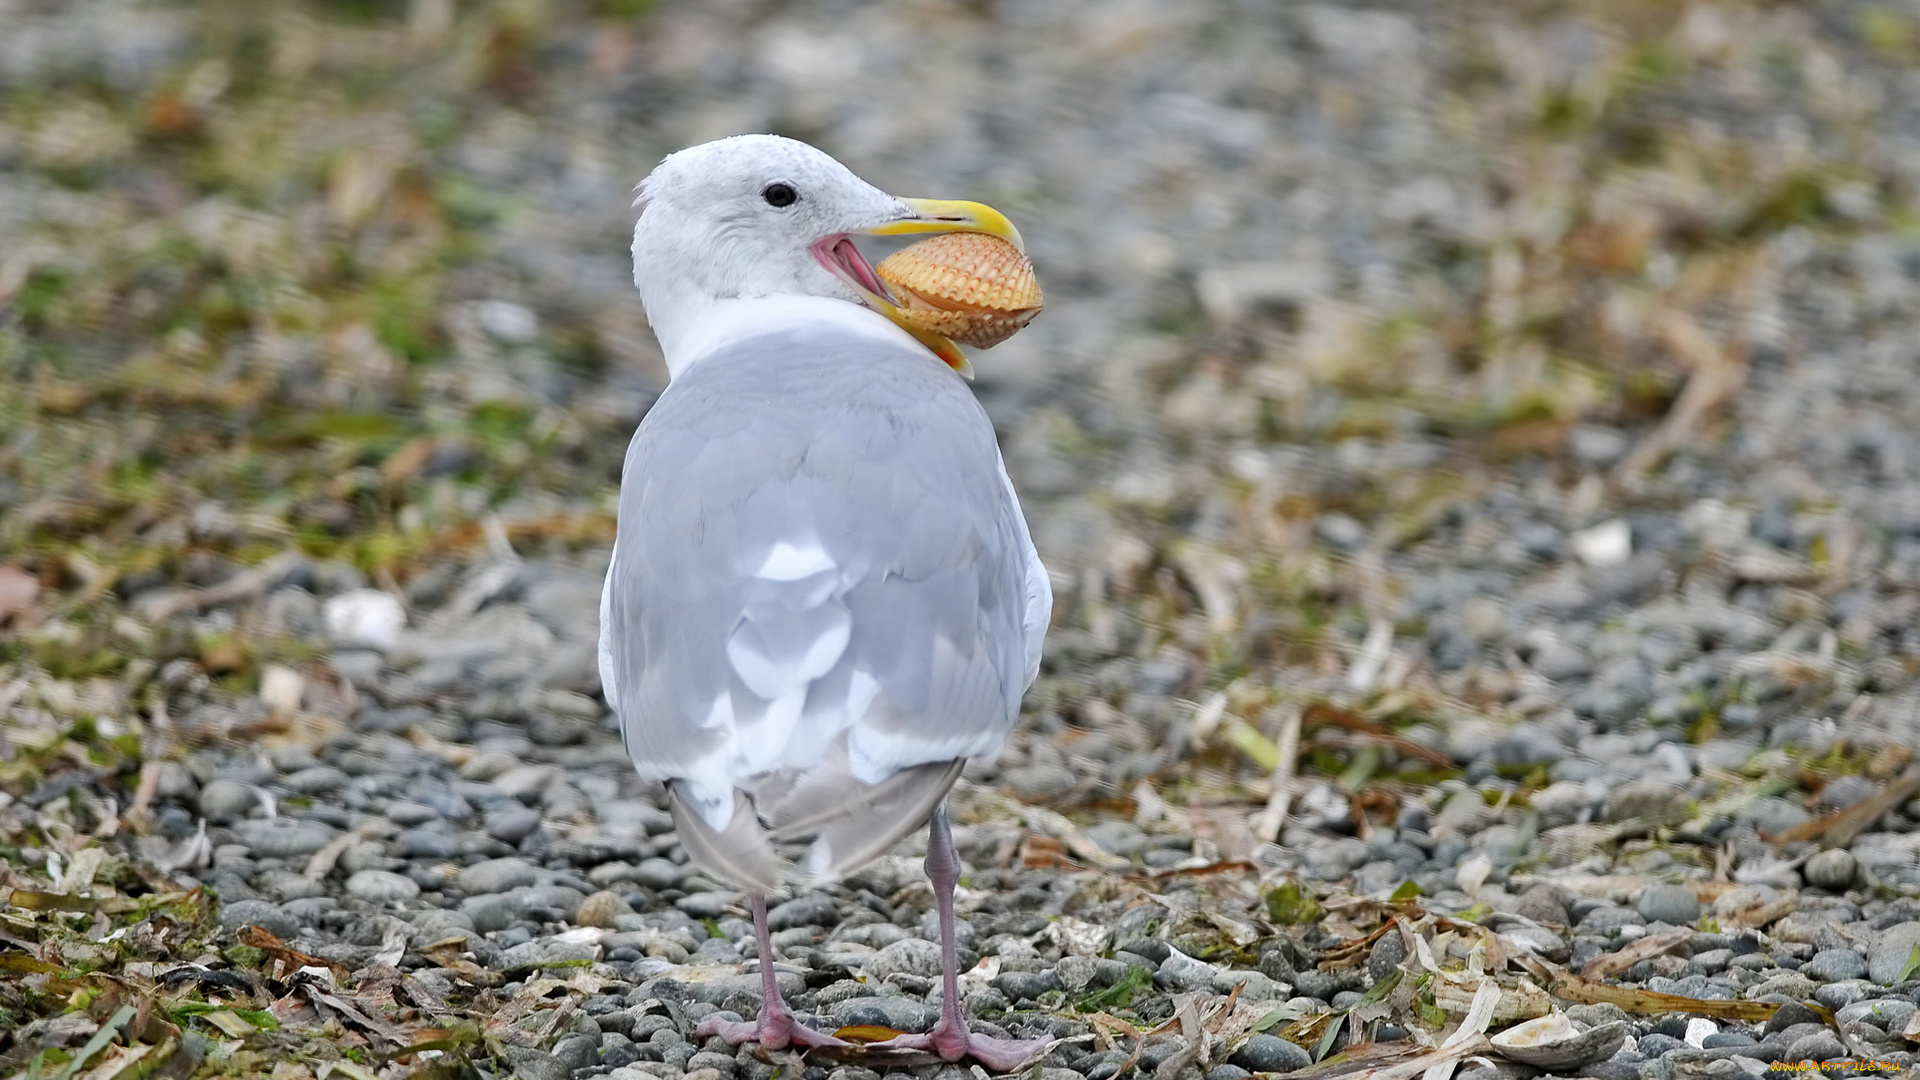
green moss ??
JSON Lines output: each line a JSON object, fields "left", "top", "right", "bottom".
{"left": 1264, "top": 881, "right": 1322, "bottom": 925}
{"left": 1072, "top": 964, "right": 1153, "bottom": 1012}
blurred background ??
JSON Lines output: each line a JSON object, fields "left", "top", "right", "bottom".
{"left": 7, "top": 0, "right": 1920, "bottom": 915}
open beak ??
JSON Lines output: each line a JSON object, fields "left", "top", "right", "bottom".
{"left": 812, "top": 199, "right": 1025, "bottom": 378}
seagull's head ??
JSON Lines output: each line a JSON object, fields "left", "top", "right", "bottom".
{"left": 632, "top": 134, "right": 1023, "bottom": 375}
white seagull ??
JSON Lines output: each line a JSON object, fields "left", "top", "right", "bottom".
{"left": 599, "top": 134, "right": 1052, "bottom": 1069}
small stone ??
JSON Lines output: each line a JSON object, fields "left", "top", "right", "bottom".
{"left": 1866, "top": 922, "right": 1920, "bottom": 983}
{"left": 1635, "top": 1034, "right": 1684, "bottom": 1058}
{"left": 502, "top": 1046, "right": 567, "bottom": 1080}
{"left": 486, "top": 806, "right": 544, "bottom": 844}
{"left": 1764, "top": 1002, "right": 1825, "bottom": 1036}
{"left": 994, "top": 969, "right": 1060, "bottom": 1002}
{"left": 500, "top": 938, "right": 598, "bottom": 971}
{"left": 394, "top": 826, "right": 461, "bottom": 860}
{"left": 255, "top": 869, "right": 327, "bottom": 902}
{"left": 1515, "top": 884, "right": 1569, "bottom": 926}
{"left": 1215, "top": 972, "right": 1283, "bottom": 1005}
{"left": 633, "top": 858, "right": 680, "bottom": 890}
{"left": 1702, "top": 1032, "right": 1756, "bottom": 1049}
{"left": 284, "top": 765, "right": 350, "bottom": 794}
{"left": 347, "top": 869, "right": 421, "bottom": 905}
{"left": 460, "top": 857, "right": 542, "bottom": 894}
{"left": 324, "top": 589, "right": 405, "bottom": 650}
{"left": 462, "top": 890, "right": 532, "bottom": 932}
{"left": 766, "top": 894, "right": 840, "bottom": 931}
{"left": 218, "top": 899, "right": 299, "bottom": 941}
{"left": 1635, "top": 884, "right": 1702, "bottom": 926}
{"left": 1785, "top": 1031, "right": 1847, "bottom": 1063}
{"left": 197, "top": 779, "right": 258, "bottom": 821}
{"left": 827, "top": 996, "right": 936, "bottom": 1032}
{"left": 1230, "top": 1034, "right": 1311, "bottom": 1073}
{"left": 864, "top": 938, "right": 941, "bottom": 981}
{"left": 576, "top": 890, "right": 634, "bottom": 929}
{"left": 1566, "top": 1004, "right": 1629, "bottom": 1028}
{"left": 1156, "top": 947, "right": 1217, "bottom": 992}
{"left": 385, "top": 800, "right": 441, "bottom": 826}
{"left": 1367, "top": 930, "right": 1409, "bottom": 983}
{"left": 1804, "top": 850, "right": 1858, "bottom": 891}
{"left": 553, "top": 1032, "right": 599, "bottom": 1072}
{"left": 1800, "top": 949, "right": 1868, "bottom": 982}
{"left": 233, "top": 817, "right": 338, "bottom": 858}
{"left": 1738, "top": 797, "right": 1813, "bottom": 837}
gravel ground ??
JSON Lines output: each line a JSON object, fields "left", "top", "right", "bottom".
{"left": 7, "top": 1, "right": 1920, "bottom": 1079}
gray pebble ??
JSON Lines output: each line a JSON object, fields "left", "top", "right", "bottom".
{"left": 632, "top": 857, "right": 681, "bottom": 890}
{"left": 198, "top": 778, "right": 259, "bottom": 822}
{"left": 1785, "top": 1031, "right": 1848, "bottom": 1063}
{"left": 255, "top": 869, "right": 327, "bottom": 902}
{"left": 1866, "top": 922, "right": 1920, "bottom": 983}
{"left": 827, "top": 996, "right": 936, "bottom": 1032}
{"left": 462, "top": 890, "right": 532, "bottom": 932}
{"left": 1635, "top": 883, "right": 1702, "bottom": 926}
{"left": 406, "top": 908, "right": 475, "bottom": 944}
{"left": 1702, "top": 1032, "right": 1756, "bottom": 1049}
{"left": 552, "top": 1032, "right": 599, "bottom": 1072}
{"left": 233, "top": 817, "right": 338, "bottom": 858}
{"left": 766, "top": 894, "right": 839, "bottom": 931}
{"left": 385, "top": 800, "right": 441, "bottom": 827}
{"left": 995, "top": 970, "right": 1061, "bottom": 1002}
{"left": 1514, "top": 884, "right": 1569, "bottom": 926}
{"left": 503, "top": 1046, "right": 567, "bottom": 1080}
{"left": 599, "top": 1032, "right": 643, "bottom": 1068}
{"left": 1738, "top": 797, "right": 1812, "bottom": 837}
{"left": 460, "top": 857, "right": 542, "bottom": 894}
{"left": 865, "top": 938, "right": 941, "bottom": 981}
{"left": 1230, "top": 1034, "right": 1311, "bottom": 1073}
{"left": 1085, "top": 820, "right": 1150, "bottom": 858}
{"left": 346, "top": 869, "right": 421, "bottom": 905}
{"left": 218, "top": 899, "right": 299, "bottom": 941}
{"left": 500, "top": 938, "right": 597, "bottom": 971}
{"left": 395, "top": 826, "right": 461, "bottom": 860}
{"left": 1804, "top": 849, "right": 1858, "bottom": 891}
{"left": 674, "top": 891, "right": 738, "bottom": 920}
{"left": 1636, "top": 1034, "right": 1684, "bottom": 1058}
{"left": 284, "top": 766, "right": 351, "bottom": 794}
{"left": 1764, "top": 1003, "right": 1826, "bottom": 1035}
{"left": 1800, "top": 949, "right": 1868, "bottom": 982}
{"left": 487, "top": 806, "right": 543, "bottom": 844}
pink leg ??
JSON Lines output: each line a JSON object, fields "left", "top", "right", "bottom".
{"left": 869, "top": 807, "right": 1052, "bottom": 1071}
{"left": 696, "top": 893, "right": 846, "bottom": 1050}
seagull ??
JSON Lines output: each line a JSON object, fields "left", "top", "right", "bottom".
{"left": 600, "top": 134, "right": 1053, "bottom": 1070}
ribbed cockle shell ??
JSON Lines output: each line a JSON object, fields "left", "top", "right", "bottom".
{"left": 875, "top": 232, "right": 1043, "bottom": 349}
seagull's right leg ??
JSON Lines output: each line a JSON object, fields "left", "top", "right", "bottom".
{"left": 867, "top": 806, "right": 1051, "bottom": 1071}
{"left": 696, "top": 893, "right": 847, "bottom": 1050}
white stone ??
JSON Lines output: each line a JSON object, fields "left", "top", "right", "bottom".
{"left": 323, "top": 589, "right": 405, "bottom": 651}
{"left": 1570, "top": 519, "right": 1631, "bottom": 567}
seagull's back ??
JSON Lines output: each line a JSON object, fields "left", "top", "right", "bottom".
{"left": 600, "top": 303, "right": 1049, "bottom": 891}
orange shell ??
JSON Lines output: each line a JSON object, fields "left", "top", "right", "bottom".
{"left": 875, "top": 232, "right": 1043, "bottom": 349}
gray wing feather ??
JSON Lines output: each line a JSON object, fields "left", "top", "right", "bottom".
{"left": 602, "top": 326, "right": 1047, "bottom": 887}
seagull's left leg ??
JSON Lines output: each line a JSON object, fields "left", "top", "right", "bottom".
{"left": 696, "top": 893, "right": 847, "bottom": 1050}
{"left": 869, "top": 805, "right": 1051, "bottom": 1071}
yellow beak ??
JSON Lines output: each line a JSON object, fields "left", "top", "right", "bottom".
{"left": 857, "top": 198, "right": 1027, "bottom": 377}
{"left": 866, "top": 198, "right": 1026, "bottom": 253}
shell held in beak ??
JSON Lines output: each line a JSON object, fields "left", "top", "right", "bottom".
{"left": 875, "top": 232, "right": 1043, "bottom": 350}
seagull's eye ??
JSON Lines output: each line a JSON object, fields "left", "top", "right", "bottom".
{"left": 762, "top": 183, "right": 798, "bottom": 208}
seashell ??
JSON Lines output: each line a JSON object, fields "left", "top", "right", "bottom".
{"left": 1490, "top": 1013, "right": 1629, "bottom": 1070}
{"left": 876, "top": 232, "right": 1043, "bottom": 349}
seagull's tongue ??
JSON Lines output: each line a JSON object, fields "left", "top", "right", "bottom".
{"left": 815, "top": 235, "right": 891, "bottom": 299}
